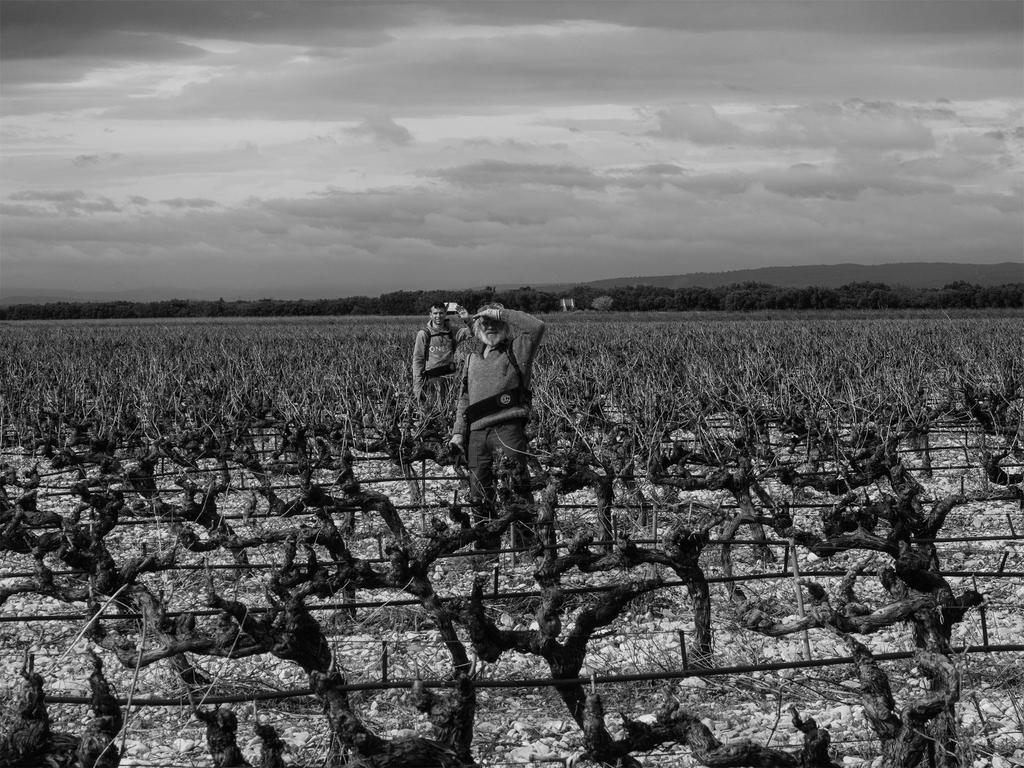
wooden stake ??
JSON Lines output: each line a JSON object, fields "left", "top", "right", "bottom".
{"left": 972, "top": 575, "right": 989, "bottom": 650}
{"left": 789, "top": 537, "right": 812, "bottom": 662}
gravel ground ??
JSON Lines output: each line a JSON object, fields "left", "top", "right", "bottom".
{"left": 2, "top": 438, "right": 1023, "bottom": 767}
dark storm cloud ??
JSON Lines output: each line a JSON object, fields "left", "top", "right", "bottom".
{"left": 3, "top": 1, "right": 1019, "bottom": 117}
{"left": 442, "top": 0, "right": 1022, "bottom": 35}
{"left": 0, "top": 1, "right": 404, "bottom": 58}
{"left": 7, "top": 0, "right": 1006, "bottom": 43}
{"left": 1, "top": 27, "right": 205, "bottom": 64}
{"left": 0, "top": 0, "right": 404, "bottom": 104}
{"left": 102, "top": 27, "right": 708, "bottom": 120}
{"left": 92, "top": 24, "right": 1013, "bottom": 122}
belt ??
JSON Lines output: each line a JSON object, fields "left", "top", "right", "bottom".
{"left": 464, "top": 387, "right": 530, "bottom": 423}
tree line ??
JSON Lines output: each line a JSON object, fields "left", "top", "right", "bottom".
{"left": 2, "top": 280, "right": 1021, "bottom": 320}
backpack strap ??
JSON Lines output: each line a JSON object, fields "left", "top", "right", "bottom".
{"left": 505, "top": 343, "right": 532, "bottom": 403}
{"left": 461, "top": 342, "right": 530, "bottom": 398}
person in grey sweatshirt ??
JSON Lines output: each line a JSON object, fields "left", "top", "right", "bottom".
{"left": 449, "top": 303, "right": 545, "bottom": 551}
{"left": 412, "top": 302, "right": 473, "bottom": 413}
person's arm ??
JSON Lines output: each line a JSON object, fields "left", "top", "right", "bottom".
{"left": 411, "top": 330, "right": 427, "bottom": 397}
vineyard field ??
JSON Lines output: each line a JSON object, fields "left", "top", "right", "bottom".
{"left": 1, "top": 311, "right": 1022, "bottom": 768}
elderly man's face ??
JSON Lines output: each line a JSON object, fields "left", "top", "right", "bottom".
{"left": 476, "top": 316, "right": 507, "bottom": 346}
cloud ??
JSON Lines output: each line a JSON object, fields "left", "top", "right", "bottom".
{"left": 7, "top": 190, "right": 122, "bottom": 215}
{"left": 347, "top": 115, "right": 414, "bottom": 145}
{"left": 0, "top": 123, "right": 73, "bottom": 145}
{"left": 10, "top": 189, "right": 88, "bottom": 202}
{"left": 770, "top": 104, "right": 935, "bottom": 150}
{"left": 1, "top": 27, "right": 206, "bottom": 64}
{"left": 73, "top": 153, "right": 122, "bottom": 166}
{"left": 650, "top": 105, "right": 745, "bottom": 144}
{"left": 161, "top": 198, "right": 220, "bottom": 209}
{"left": 0, "top": 1, "right": 402, "bottom": 60}
{"left": 952, "top": 131, "right": 1007, "bottom": 155}
{"left": 428, "top": 160, "right": 606, "bottom": 189}
{"left": 3, "top": 164, "right": 1020, "bottom": 299}
{"left": 444, "top": 1, "right": 1023, "bottom": 37}
{"left": 648, "top": 102, "right": 935, "bottom": 151}
{"left": 4, "top": 6, "right": 1017, "bottom": 126}
{"left": 626, "top": 164, "right": 686, "bottom": 177}
{"left": 1, "top": 2, "right": 1020, "bottom": 299}
{"left": 613, "top": 159, "right": 958, "bottom": 200}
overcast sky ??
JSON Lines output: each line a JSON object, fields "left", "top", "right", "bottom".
{"left": 1, "top": 1, "right": 1021, "bottom": 300}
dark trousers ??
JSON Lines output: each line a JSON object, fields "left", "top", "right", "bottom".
{"left": 467, "top": 420, "right": 534, "bottom": 550}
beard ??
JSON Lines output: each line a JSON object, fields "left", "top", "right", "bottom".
{"left": 476, "top": 325, "right": 507, "bottom": 347}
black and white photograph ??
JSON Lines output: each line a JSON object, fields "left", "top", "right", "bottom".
{"left": 1, "top": 2, "right": 1022, "bottom": 767}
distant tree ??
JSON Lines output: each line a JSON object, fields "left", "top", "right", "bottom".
{"left": 0, "top": 280, "right": 1021, "bottom": 321}
{"left": 378, "top": 290, "right": 419, "bottom": 315}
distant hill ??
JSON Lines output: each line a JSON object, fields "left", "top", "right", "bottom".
{"left": 521, "top": 262, "right": 1022, "bottom": 293}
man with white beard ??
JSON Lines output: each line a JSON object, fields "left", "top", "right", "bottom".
{"left": 449, "top": 303, "right": 545, "bottom": 554}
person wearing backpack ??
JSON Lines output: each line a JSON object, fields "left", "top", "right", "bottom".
{"left": 412, "top": 302, "right": 472, "bottom": 412}
{"left": 448, "top": 303, "right": 545, "bottom": 553}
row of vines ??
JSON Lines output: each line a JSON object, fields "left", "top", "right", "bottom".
{"left": 1, "top": 313, "right": 1022, "bottom": 768}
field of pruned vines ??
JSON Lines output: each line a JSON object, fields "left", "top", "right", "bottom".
{"left": 1, "top": 311, "right": 1022, "bottom": 768}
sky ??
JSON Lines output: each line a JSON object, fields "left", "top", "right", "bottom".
{"left": 1, "top": 0, "right": 1022, "bottom": 301}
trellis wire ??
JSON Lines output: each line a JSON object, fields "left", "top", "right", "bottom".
{"left": 39, "top": 642, "right": 1024, "bottom": 706}
{"left": 4, "top": 568, "right": 1022, "bottom": 624}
